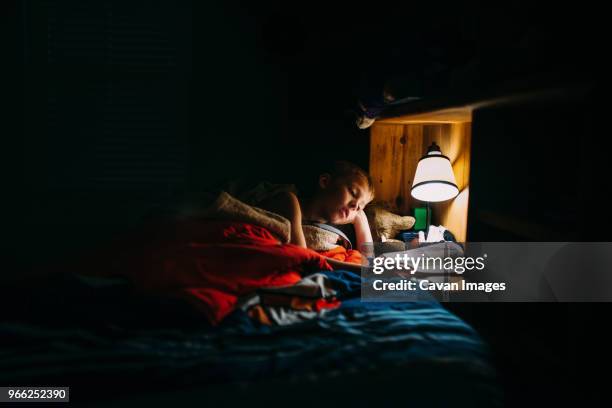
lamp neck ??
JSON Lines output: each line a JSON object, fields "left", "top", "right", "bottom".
{"left": 427, "top": 141, "right": 441, "bottom": 154}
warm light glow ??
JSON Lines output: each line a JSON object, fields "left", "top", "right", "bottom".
{"left": 411, "top": 182, "right": 459, "bottom": 202}
{"left": 440, "top": 187, "right": 470, "bottom": 242}
{"left": 411, "top": 151, "right": 459, "bottom": 202}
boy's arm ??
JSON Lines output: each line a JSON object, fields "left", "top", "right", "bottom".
{"left": 353, "top": 209, "right": 373, "bottom": 252}
{"left": 257, "top": 192, "right": 307, "bottom": 248}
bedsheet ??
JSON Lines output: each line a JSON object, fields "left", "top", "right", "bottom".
{"left": 0, "top": 270, "right": 500, "bottom": 406}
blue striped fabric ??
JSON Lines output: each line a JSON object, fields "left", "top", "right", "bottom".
{"left": 0, "top": 270, "right": 500, "bottom": 404}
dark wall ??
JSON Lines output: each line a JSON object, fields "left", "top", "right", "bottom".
{"left": 22, "top": 1, "right": 195, "bottom": 270}
{"left": 467, "top": 87, "right": 606, "bottom": 241}
{"left": 19, "top": 0, "right": 609, "bottom": 272}
{"left": 189, "top": 1, "right": 377, "bottom": 188}
{"left": 20, "top": 1, "right": 375, "bottom": 271}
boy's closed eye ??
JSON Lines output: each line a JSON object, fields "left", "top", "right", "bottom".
{"left": 348, "top": 184, "right": 371, "bottom": 212}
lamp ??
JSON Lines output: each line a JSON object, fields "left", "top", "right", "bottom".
{"left": 411, "top": 141, "right": 459, "bottom": 232}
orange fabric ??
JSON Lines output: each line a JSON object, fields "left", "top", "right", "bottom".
{"left": 248, "top": 296, "right": 341, "bottom": 326}
{"left": 319, "top": 246, "right": 364, "bottom": 265}
{"left": 257, "top": 293, "right": 339, "bottom": 312}
{"left": 247, "top": 305, "right": 273, "bottom": 325}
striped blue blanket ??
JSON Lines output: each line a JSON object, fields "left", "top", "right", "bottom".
{"left": 0, "top": 270, "right": 500, "bottom": 406}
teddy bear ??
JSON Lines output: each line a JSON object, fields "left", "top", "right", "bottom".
{"left": 365, "top": 202, "right": 415, "bottom": 241}
{"left": 364, "top": 202, "right": 416, "bottom": 253}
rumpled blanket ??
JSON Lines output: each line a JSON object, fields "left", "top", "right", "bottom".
{"left": 77, "top": 191, "right": 369, "bottom": 325}
{"left": 82, "top": 219, "right": 334, "bottom": 325}
{"left": 319, "top": 246, "right": 364, "bottom": 265}
{"left": 239, "top": 272, "right": 342, "bottom": 326}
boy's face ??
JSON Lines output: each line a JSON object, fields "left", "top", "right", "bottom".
{"left": 318, "top": 173, "right": 373, "bottom": 224}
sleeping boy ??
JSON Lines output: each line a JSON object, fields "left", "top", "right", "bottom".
{"left": 253, "top": 161, "right": 375, "bottom": 270}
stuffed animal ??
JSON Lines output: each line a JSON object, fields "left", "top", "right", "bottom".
{"left": 365, "top": 202, "right": 416, "bottom": 242}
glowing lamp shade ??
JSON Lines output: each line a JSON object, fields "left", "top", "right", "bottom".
{"left": 411, "top": 142, "right": 459, "bottom": 202}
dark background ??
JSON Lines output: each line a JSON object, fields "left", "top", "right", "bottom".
{"left": 15, "top": 1, "right": 611, "bottom": 406}
{"left": 19, "top": 0, "right": 606, "bottom": 265}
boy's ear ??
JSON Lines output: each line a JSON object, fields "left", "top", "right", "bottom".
{"left": 318, "top": 173, "right": 331, "bottom": 189}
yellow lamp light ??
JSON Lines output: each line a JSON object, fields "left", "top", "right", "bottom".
{"left": 411, "top": 141, "right": 459, "bottom": 202}
{"left": 411, "top": 141, "right": 459, "bottom": 233}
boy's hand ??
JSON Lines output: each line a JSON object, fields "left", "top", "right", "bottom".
{"left": 352, "top": 209, "right": 368, "bottom": 225}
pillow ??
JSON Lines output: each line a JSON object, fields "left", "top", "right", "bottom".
{"left": 303, "top": 224, "right": 351, "bottom": 251}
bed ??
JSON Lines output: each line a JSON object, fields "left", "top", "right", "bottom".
{"left": 1, "top": 268, "right": 500, "bottom": 406}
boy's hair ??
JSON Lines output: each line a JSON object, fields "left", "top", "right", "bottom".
{"left": 325, "top": 160, "right": 375, "bottom": 198}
